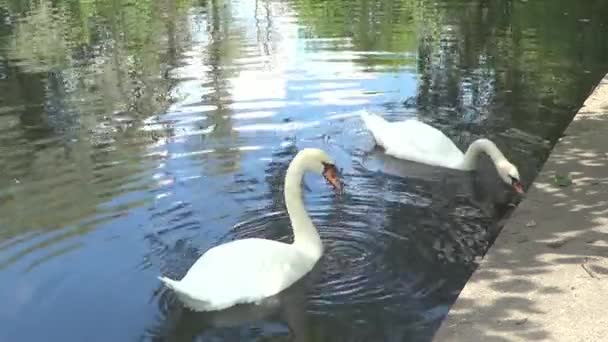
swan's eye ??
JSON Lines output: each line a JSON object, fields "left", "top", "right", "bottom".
{"left": 321, "top": 161, "right": 334, "bottom": 170}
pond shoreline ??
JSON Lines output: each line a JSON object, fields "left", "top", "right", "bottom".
{"left": 433, "top": 73, "right": 608, "bottom": 341}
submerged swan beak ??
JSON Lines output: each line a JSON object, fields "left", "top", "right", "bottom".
{"left": 512, "top": 179, "right": 524, "bottom": 194}
{"left": 322, "top": 162, "right": 343, "bottom": 194}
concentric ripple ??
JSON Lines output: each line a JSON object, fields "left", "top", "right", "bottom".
{"left": 313, "top": 224, "right": 401, "bottom": 306}
{"left": 213, "top": 190, "right": 428, "bottom": 312}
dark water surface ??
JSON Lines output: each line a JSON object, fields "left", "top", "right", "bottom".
{"left": 1, "top": 0, "right": 608, "bottom": 341}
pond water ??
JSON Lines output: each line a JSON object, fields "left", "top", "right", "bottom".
{"left": 1, "top": 0, "right": 608, "bottom": 341}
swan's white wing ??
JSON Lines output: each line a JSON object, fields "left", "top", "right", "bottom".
{"left": 176, "top": 238, "right": 314, "bottom": 311}
{"left": 363, "top": 112, "right": 464, "bottom": 168}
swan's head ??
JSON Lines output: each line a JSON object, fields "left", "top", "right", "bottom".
{"left": 497, "top": 160, "right": 524, "bottom": 194}
{"left": 299, "top": 148, "right": 343, "bottom": 194}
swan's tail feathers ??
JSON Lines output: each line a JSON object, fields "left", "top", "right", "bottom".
{"left": 360, "top": 110, "right": 387, "bottom": 132}
{"left": 158, "top": 276, "right": 181, "bottom": 291}
{"left": 158, "top": 276, "right": 213, "bottom": 312}
{"left": 359, "top": 110, "right": 389, "bottom": 147}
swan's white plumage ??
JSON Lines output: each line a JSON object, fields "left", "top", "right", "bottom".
{"left": 158, "top": 148, "right": 336, "bottom": 312}
{"left": 360, "top": 110, "right": 524, "bottom": 192}
{"left": 159, "top": 239, "right": 314, "bottom": 311}
{"left": 360, "top": 111, "right": 464, "bottom": 168}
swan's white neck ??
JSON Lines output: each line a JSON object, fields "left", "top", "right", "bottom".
{"left": 458, "top": 138, "right": 507, "bottom": 170}
{"left": 284, "top": 154, "right": 323, "bottom": 260}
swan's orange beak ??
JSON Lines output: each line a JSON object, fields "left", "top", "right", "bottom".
{"left": 512, "top": 179, "right": 524, "bottom": 194}
{"left": 322, "top": 162, "right": 343, "bottom": 194}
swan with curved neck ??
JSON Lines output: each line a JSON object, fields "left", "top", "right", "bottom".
{"left": 158, "top": 148, "right": 342, "bottom": 312}
{"left": 360, "top": 111, "right": 524, "bottom": 193}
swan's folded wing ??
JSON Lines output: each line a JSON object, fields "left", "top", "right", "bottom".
{"left": 178, "top": 238, "right": 313, "bottom": 308}
{"left": 383, "top": 120, "right": 464, "bottom": 167}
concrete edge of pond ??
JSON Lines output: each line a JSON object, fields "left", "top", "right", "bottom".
{"left": 433, "top": 73, "right": 608, "bottom": 342}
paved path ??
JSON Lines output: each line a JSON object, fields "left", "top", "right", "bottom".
{"left": 433, "top": 74, "right": 608, "bottom": 342}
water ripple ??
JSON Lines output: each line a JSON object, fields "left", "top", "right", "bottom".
{"left": 214, "top": 193, "right": 419, "bottom": 310}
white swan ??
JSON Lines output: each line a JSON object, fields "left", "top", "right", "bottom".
{"left": 360, "top": 111, "right": 524, "bottom": 193}
{"left": 158, "top": 148, "right": 343, "bottom": 312}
